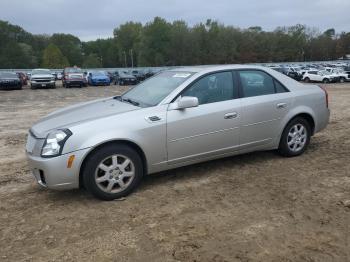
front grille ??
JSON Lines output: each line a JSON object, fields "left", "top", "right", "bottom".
{"left": 34, "top": 79, "right": 51, "bottom": 83}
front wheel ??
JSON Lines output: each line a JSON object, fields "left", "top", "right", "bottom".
{"left": 278, "top": 117, "right": 311, "bottom": 157}
{"left": 83, "top": 144, "right": 144, "bottom": 200}
{"left": 339, "top": 77, "right": 345, "bottom": 83}
{"left": 304, "top": 77, "right": 310, "bottom": 83}
{"left": 323, "top": 78, "right": 329, "bottom": 84}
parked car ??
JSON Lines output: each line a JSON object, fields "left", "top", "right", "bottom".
{"left": 51, "top": 72, "right": 58, "bottom": 80}
{"left": 271, "top": 66, "right": 302, "bottom": 81}
{"left": 319, "top": 70, "right": 339, "bottom": 83}
{"left": 0, "top": 71, "right": 22, "bottom": 90}
{"left": 302, "top": 70, "right": 335, "bottom": 83}
{"left": 131, "top": 70, "right": 146, "bottom": 82}
{"left": 56, "top": 72, "right": 63, "bottom": 80}
{"left": 88, "top": 71, "right": 111, "bottom": 86}
{"left": 324, "top": 68, "right": 349, "bottom": 83}
{"left": 16, "top": 72, "right": 28, "bottom": 85}
{"left": 30, "top": 69, "right": 56, "bottom": 89}
{"left": 115, "top": 71, "right": 137, "bottom": 85}
{"left": 62, "top": 67, "right": 87, "bottom": 88}
{"left": 26, "top": 65, "right": 329, "bottom": 200}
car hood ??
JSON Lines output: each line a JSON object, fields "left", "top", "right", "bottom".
{"left": 30, "top": 97, "right": 138, "bottom": 138}
{"left": 31, "top": 74, "right": 53, "bottom": 79}
{"left": 0, "top": 77, "right": 19, "bottom": 81}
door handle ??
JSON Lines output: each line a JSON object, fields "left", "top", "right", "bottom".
{"left": 276, "top": 103, "right": 287, "bottom": 109}
{"left": 224, "top": 112, "right": 238, "bottom": 119}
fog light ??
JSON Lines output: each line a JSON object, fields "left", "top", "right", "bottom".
{"left": 67, "top": 155, "right": 75, "bottom": 168}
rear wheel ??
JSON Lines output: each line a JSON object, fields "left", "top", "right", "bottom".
{"left": 278, "top": 117, "right": 311, "bottom": 157}
{"left": 339, "top": 77, "right": 345, "bottom": 83}
{"left": 304, "top": 77, "right": 310, "bottom": 83}
{"left": 83, "top": 144, "right": 144, "bottom": 200}
{"left": 323, "top": 78, "right": 329, "bottom": 84}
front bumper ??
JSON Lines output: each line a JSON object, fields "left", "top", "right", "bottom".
{"left": 91, "top": 79, "right": 110, "bottom": 85}
{"left": 31, "top": 81, "right": 55, "bottom": 88}
{"left": 26, "top": 148, "right": 90, "bottom": 190}
{"left": 65, "top": 79, "right": 85, "bottom": 86}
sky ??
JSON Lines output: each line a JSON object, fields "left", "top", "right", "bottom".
{"left": 1, "top": 0, "right": 349, "bottom": 41}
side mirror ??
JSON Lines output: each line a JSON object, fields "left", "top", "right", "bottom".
{"left": 170, "top": 96, "right": 199, "bottom": 110}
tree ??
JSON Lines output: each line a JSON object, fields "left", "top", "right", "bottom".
{"left": 51, "top": 33, "right": 83, "bottom": 66}
{"left": 138, "top": 17, "right": 172, "bottom": 66}
{"left": 41, "top": 43, "right": 69, "bottom": 68}
{"left": 114, "top": 22, "right": 142, "bottom": 67}
{"left": 82, "top": 53, "right": 102, "bottom": 68}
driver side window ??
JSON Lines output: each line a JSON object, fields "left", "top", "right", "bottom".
{"left": 182, "top": 71, "right": 235, "bottom": 105}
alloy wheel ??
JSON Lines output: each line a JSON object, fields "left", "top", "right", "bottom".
{"left": 94, "top": 154, "right": 135, "bottom": 193}
{"left": 287, "top": 124, "right": 307, "bottom": 153}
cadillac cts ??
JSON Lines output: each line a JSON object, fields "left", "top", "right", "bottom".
{"left": 26, "top": 65, "right": 329, "bottom": 200}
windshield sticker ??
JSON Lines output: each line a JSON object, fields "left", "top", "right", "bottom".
{"left": 173, "top": 73, "right": 191, "bottom": 78}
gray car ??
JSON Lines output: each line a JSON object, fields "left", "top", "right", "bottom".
{"left": 26, "top": 65, "right": 330, "bottom": 200}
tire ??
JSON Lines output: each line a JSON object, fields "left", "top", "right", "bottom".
{"left": 66, "top": 84, "right": 70, "bottom": 88}
{"left": 304, "top": 77, "right": 310, "bottom": 83}
{"left": 83, "top": 144, "right": 144, "bottom": 200}
{"left": 278, "top": 117, "right": 311, "bottom": 157}
{"left": 339, "top": 77, "right": 345, "bottom": 83}
{"left": 30, "top": 85, "right": 36, "bottom": 90}
{"left": 323, "top": 78, "right": 329, "bottom": 84}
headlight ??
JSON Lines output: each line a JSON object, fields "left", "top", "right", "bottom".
{"left": 41, "top": 129, "right": 72, "bottom": 157}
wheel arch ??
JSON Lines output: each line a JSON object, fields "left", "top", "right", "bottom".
{"left": 79, "top": 139, "right": 148, "bottom": 188}
{"left": 280, "top": 111, "right": 315, "bottom": 142}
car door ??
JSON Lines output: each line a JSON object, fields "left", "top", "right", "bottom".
{"left": 166, "top": 71, "right": 241, "bottom": 164}
{"left": 237, "top": 70, "right": 291, "bottom": 149}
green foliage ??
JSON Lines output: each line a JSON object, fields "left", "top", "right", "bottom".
{"left": 51, "top": 33, "right": 83, "bottom": 66}
{"left": 0, "top": 18, "right": 350, "bottom": 69}
{"left": 82, "top": 53, "right": 102, "bottom": 68}
{"left": 41, "top": 43, "right": 69, "bottom": 68}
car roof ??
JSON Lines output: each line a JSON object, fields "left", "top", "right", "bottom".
{"left": 168, "top": 64, "right": 270, "bottom": 73}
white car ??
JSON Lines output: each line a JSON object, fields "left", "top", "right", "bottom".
{"left": 325, "top": 68, "right": 349, "bottom": 83}
{"left": 302, "top": 70, "right": 336, "bottom": 84}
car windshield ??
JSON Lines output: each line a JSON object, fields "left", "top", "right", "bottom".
{"left": 92, "top": 71, "right": 105, "bottom": 76}
{"left": 67, "top": 68, "right": 82, "bottom": 73}
{"left": 0, "top": 72, "right": 17, "bottom": 78}
{"left": 121, "top": 71, "right": 193, "bottom": 107}
{"left": 32, "top": 69, "right": 51, "bottom": 75}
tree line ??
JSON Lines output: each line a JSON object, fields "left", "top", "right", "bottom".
{"left": 0, "top": 17, "right": 349, "bottom": 69}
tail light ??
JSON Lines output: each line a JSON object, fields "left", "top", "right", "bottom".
{"left": 319, "top": 86, "right": 329, "bottom": 108}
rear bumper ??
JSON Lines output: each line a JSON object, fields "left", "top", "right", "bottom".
{"left": 315, "top": 108, "right": 330, "bottom": 134}
{"left": 26, "top": 148, "right": 90, "bottom": 190}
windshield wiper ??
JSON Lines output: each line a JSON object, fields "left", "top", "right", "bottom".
{"left": 121, "top": 97, "right": 140, "bottom": 106}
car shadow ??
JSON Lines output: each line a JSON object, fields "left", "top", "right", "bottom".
{"left": 138, "top": 150, "right": 280, "bottom": 192}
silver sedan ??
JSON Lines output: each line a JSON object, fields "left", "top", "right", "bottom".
{"left": 26, "top": 65, "right": 330, "bottom": 200}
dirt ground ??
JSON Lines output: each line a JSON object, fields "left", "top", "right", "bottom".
{"left": 0, "top": 81, "right": 349, "bottom": 262}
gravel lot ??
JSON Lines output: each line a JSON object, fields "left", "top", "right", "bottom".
{"left": 0, "top": 82, "right": 349, "bottom": 262}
